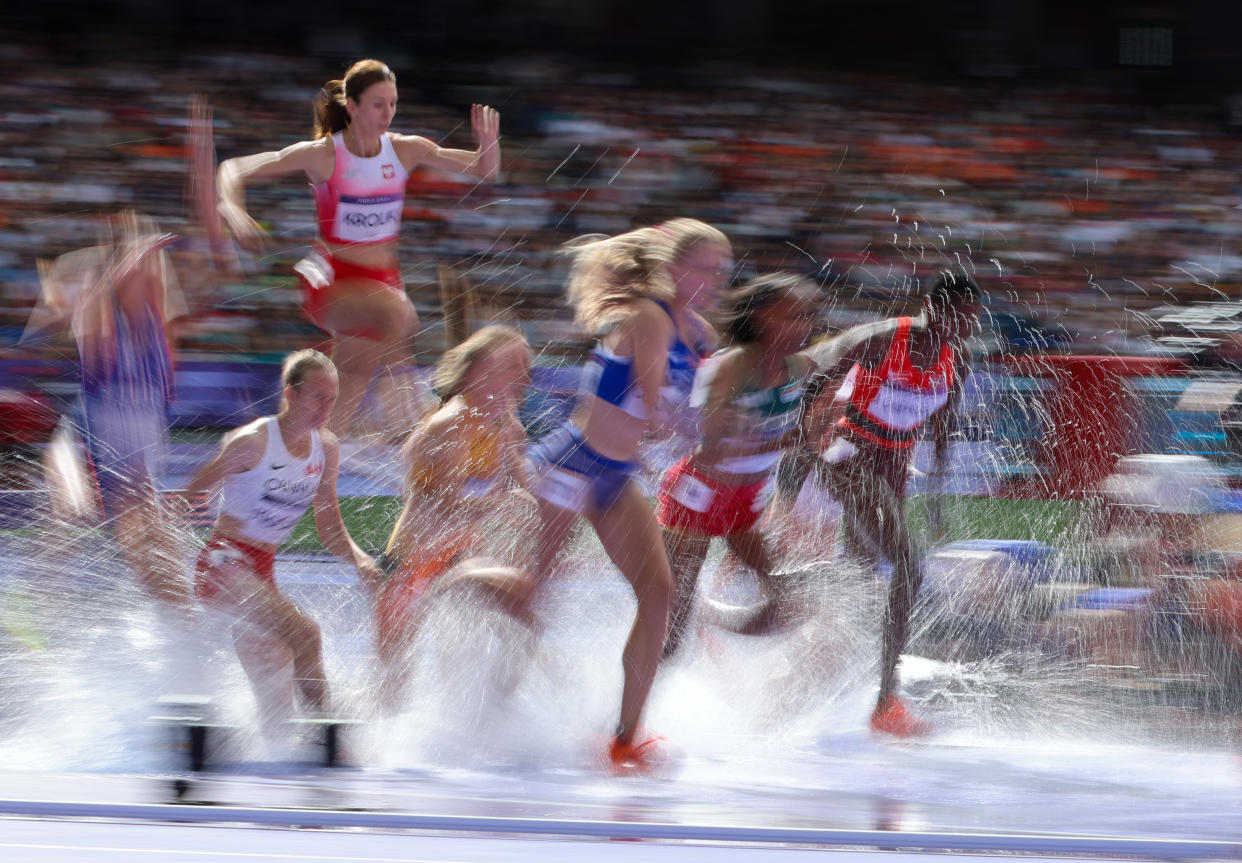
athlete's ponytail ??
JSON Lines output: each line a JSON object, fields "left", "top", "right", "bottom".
{"left": 313, "top": 80, "right": 350, "bottom": 138}
{"left": 312, "top": 59, "right": 397, "bottom": 139}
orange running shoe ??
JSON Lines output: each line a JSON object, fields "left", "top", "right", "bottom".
{"left": 870, "top": 695, "right": 932, "bottom": 738}
{"left": 607, "top": 732, "right": 667, "bottom": 776}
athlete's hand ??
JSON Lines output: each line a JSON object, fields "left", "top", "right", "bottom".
{"left": 218, "top": 202, "right": 268, "bottom": 254}
{"left": 472, "top": 104, "right": 499, "bottom": 145}
{"left": 355, "top": 553, "right": 384, "bottom": 591}
{"left": 188, "top": 97, "right": 224, "bottom": 248}
{"left": 471, "top": 104, "right": 501, "bottom": 181}
{"left": 186, "top": 96, "right": 242, "bottom": 282}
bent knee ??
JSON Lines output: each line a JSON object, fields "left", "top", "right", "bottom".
{"left": 387, "top": 299, "right": 419, "bottom": 340}
{"left": 363, "top": 300, "right": 417, "bottom": 345}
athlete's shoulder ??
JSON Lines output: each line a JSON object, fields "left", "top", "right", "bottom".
{"left": 629, "top": 296, "right": 676, "bottom": 330}
{"left": 410, "top": 400, "right": 473, "bottom": 455}
{"left": 387, "top": 130, "right": 429, "bottom": 145}
{"left": 710, "top": 343, "right": 748, "bottom": 365}
{"left": 685, "top": 309, "right": 718, "bottom": 352}
{"left": 698, "top": 345, "right": 746, "bottom": 385}
{"left": 281, "top": 137, "right": 336, "bottom": 184}
{"left": 214, "top": 417, "right": 270, "bottom": 472}
{"left": 226, "top": 416, "right": 271, "bottom": 444}
{"left": 389, "top": 132, "right": 437, "bottom": 159}
{"left": 420, "top": 400, "right": 466, "bottom": 439}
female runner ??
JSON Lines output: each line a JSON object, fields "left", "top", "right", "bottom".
{"left": 372, "top": 324, "right": 537, "bottom": 709}
{"left": 656, "top": 273, "right": 821, "bottom": 659}
{"left": 804, "top": 267, "right": 979, "bottom": 736}
{"left": 529, "top": 218, "right": 731, "bottom": 773}
{"left": 31, "top": 99, "right": 237, "bottom": 694}
{"left": 35, "top": 216, "right": 187, "bottom": 608}
{"left": 217, "top": 58, "right": 501, "bottom": 439}
{"left": 186, "top": 350, "right": 381, "bottom": 729}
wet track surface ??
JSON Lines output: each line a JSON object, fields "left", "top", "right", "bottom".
{"left": 2, "top": 545, "right": 1241, "bottom": 859}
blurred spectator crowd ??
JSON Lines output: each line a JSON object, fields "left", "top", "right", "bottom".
{"left": 3, "top": 34, "right": 1242, "bottom": 363}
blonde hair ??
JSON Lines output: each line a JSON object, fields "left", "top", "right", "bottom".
{"left": 661, "top": 217, "right": 731, "bottom": 264}
{"left": 434, "top": 324, "right": 527, "bottom": 403}
{"left": 564, "top": 218, "right": 729, "bottom": 332}
{"left": 281, "top": 348, "right": 337, "bottom": 388}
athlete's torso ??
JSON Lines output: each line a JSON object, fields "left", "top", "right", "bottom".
{"left": 312, "top": 132, "right": 409, "bottom": 247}
{"left": 218, "top": 417, "right": 325, "bottom": 546}
{"left": 388, "top": 407, "right": 506, "bottom": 558}
{"left": 578, "top": 300, "right": 706, "bottom": 424}
{"left": 706, "top": 353, "right": 809, "bottom": 476}
{"left": 81, "top": 297, "right": 174, "bottom": 407}
{"left": 407, "top": 409, "right": 504, "bottom": 501}
{"left": 838, "top": 317, "right": 955, "bottom": 450}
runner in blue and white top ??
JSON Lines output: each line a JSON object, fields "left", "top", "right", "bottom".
{"left": 529, "top": 218, "right": 731, "bottom": 775}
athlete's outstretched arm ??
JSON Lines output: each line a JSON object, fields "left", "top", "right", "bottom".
{"left": 217, "top": 139, "right": 330, "bottom": 251}
{"left": 808, "top": 317, "right": 906, "bottom": 395}
{"left": 395, "top": 104, "right": 500, "bottom": 181}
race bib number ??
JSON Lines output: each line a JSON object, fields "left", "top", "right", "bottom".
{"left": 867, "top": 383, "right": 948, "bottom": 431}
{"left": 207, "top": 545, "right": 247, "bottom": 570}
{"left": 334, "top": 193, "right": 403, "bottom": 243}
{"left": 535, "top": 466, "right": 590, "bottom": 513}
{"left": 751, "top": 476, "right": 776, "bottom": 513}
{"left": 822, "top": 438, "right": 858, "bottom": 465}
{"left": 671, "top": 473, "right": 715, "bottom": 513}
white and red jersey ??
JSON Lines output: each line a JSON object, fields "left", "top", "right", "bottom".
{"left": 837, "top": 317, "right": 954, "bottom": 450}
{"left": 312, "top": 132, "right": 409, "bottom": 245}
{"left": 217, "top": 417, "right": 325, "bottom": 545}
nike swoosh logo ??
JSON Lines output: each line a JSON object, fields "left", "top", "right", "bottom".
{"left": 270, "top": 463, "right": 287, "bottom": 470}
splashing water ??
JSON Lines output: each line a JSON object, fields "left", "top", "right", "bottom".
{"left": 1, "top": 93, "right": 1241, "bottom": 849}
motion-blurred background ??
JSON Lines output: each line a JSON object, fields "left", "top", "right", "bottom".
{"left": 6, "top": 1, "right": 1242, "bottom": 480}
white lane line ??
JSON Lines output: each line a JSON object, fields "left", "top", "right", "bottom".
{"left": 0, "top": 844, "right": 442, "bottom": 863}
{"left": 2, "top": 800, "right": 1241, "bottom": 858}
